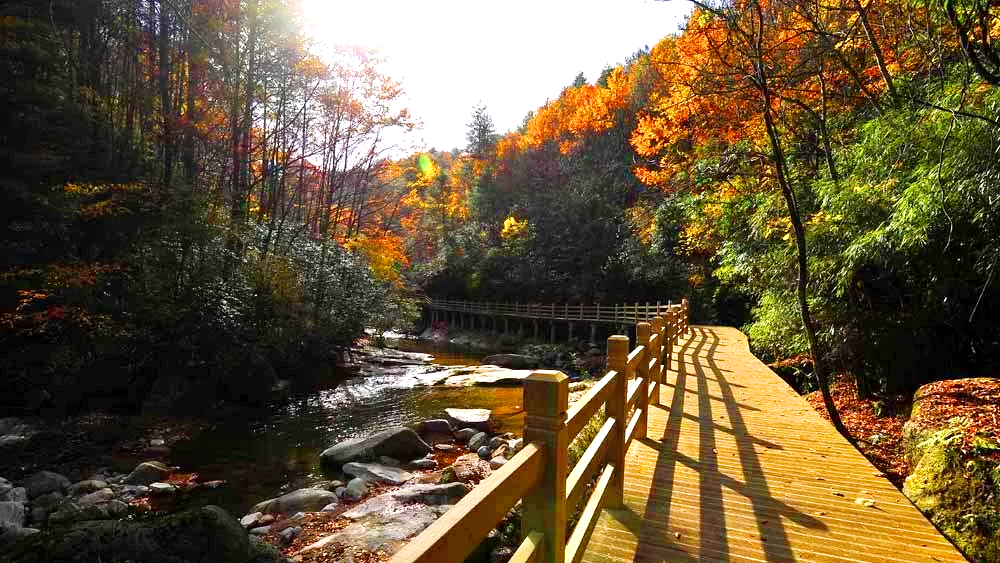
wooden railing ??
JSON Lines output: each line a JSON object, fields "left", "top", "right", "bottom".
{"left": 428, "top": 299, "right": 689, "bottom": 326}
{"left": 390, "top": 302, "right": 689, "bottom": 563}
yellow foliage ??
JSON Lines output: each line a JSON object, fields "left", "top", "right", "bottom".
{"left": 500, "top": 215, "right": 529, "bottom": 240}
{"left": 345, "top": 233, "right": 409, "bottom": 286}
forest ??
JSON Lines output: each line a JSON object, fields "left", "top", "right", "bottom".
{"left": 2, "top": 0, "right": 999, "bottom": 417}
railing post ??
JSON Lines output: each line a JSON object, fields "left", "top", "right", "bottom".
{"left": 522, "top": 371, "right": 568, "bottom": 563}
{"left": 682, "top": 298, "right": 689, "bottom": 333}
{"left": 665, "top": 308, "right": 676, "bottom": 374}
{"left": 650, "top": 316, "right": 664, "bottom": 405}
{"left": 636, "top": 322, "right": 651, "bottom": 441}
{"left": 606, "top": 335, "right": 629, "bottom": 508}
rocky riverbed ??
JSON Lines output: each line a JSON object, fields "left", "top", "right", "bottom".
{"left": 0, "top": 341, "right": 578, "bottom": 562}
{"left": 239, "top": 413, "right": 524, "bottom": 562}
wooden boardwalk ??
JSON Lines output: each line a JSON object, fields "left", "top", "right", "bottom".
{"left": 581, "top": 326, "right": 967, "bottom": 563}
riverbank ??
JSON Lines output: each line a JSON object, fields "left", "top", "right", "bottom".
{"left": 0, "top": 337, "right": 547, "bottom": 559}
{"left": 805, "top": 376, "right": 1000, "bottom": 563}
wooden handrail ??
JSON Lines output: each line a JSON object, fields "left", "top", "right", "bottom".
{"left": 390, "top": 442, "right": 545, "bottom": 563}
{"left": 390, "top": 298, "right": 690, "bottom": 563}
{"left": 426, "top": 299, "right": 668, "bottom": 325}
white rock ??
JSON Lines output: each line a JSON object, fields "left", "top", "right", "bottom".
{"left": 342, "top": 462, "right": 413, "bottom": 486}
{"left": 240, "top": 511, "right": 263, "bottom": 529}
{"left": 149, "top": 482, "right": 177, "bottom": 494}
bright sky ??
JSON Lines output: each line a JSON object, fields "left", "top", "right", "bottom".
{"left": 301, "top": 0, "right": 691, "bottom": 152}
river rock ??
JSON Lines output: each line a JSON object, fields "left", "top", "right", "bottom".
{"left": 0, "top": 526, "right": 38, "bottom": 543}
{"left": 378, "top": 456, "right": 401, "bottom": 467}
{"left": 338, "top": 483, "right": 465, "bottom": 521}
{"left": 149, "top": 482, "right": 177, "bottom": 495}
{"left": 321, "top": 502, "right": 340, "bottom": 512}
{"left": 249, "top": 525, "right": 271, "bottom": 536}
{"left": 390, "top": 483, "right": 469, "bottom": 505}
{"left": 408, "top": 458, "right": 438, "bottom": 470}
{"left": 488, "top": 436, "right": 507, "bottom": 449}
{"left": 442, "top": 454, "right": 492, "bottom": 484}
{"left": 0, "top": 502, "right": 25, "bottom": 529}
{"left": 434, "top": 443, "right": 456, "bottom": 452}
{"left": 0, "top": 488, "right": 26, "bottom": 503}
{"left": 0, "top": 418, "right": 36, "bottom": 450}
{"left": 320, "top": 427, "right": 432, "bottom": 467}
{"left": 454, "top": 428, "right": 478, "bottom": 442}
{"left": 342, "top": 462, "right": 413, "bottom": 486}
{"left": 343, "top": 478, "right": 368, "bottom": 501}
{"left": 29, "top": 492, "right": 66, "bottom": 512}
{"left": 437, "top": 368, "right": 534, "bottom": 387}
{"left": 489, "top": 457, "right": 508, "bottom": 469}
{"left": 467, "top": 431, "right": 489, "bottom": 451}
{"left": 297, "top": 503, "right": 450, "bottom": 557}
{"left": 416, "top": 419, "right": 453, "bottom": 435}
{"left": 445, "top": 408, "right": 493, "bottom": 431}
{"left": 482, "top": 354, "right": 540, "bottom": 369}
{"left": 76, "top": 488, "right": 115, "bottom": 507}
{"left": 69, "top": 480, "right": 107, "bottom": 497}
{"left": 21, "top": 471, "right": 70, "bottom": 499}
{"left": 477, "top": 445, "right": 492, "bottom": 460}
{"left": 239, "top": 512, "right": 262, "bottom": 529}
{"left": 509, "top": 438, "right": 524, "bottom": 455}
{"left": 299, "top": 485, "right": 463, "bottom": 557}
{"left": 124, "top": 461, "right": 172, "bottom": 486}
{"left": 278, "top": 525, "right": 301, "bottom": 545}
{"left": 334, "top": 486, "right": 348, "bottom": 498}
{"left": 253, "top": 488, "right": 338, "bottom": 514}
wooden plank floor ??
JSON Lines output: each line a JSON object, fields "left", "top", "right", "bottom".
{"left": 581, "top": 325, "right": 967, "bottom": 563}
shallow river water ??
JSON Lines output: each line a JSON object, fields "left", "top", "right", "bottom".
{"left": 165, "top": 340, "right": 523, "bottom": 514}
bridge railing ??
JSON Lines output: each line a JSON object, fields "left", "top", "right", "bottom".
{"left": 428, "top": 299, "right": 688, "bottom": 325}
{"left": 390, "top": 302, "right": 689, "bottom": 563}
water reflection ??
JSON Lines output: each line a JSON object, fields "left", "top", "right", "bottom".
{"left": 167, "top": 344, "right": 523, "bottom": 514}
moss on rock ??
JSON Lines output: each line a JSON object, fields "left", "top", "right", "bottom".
{"left": 0, "top": 505, "right": 286, "bottom": 563}
{"left": 902, "top": 423, "right": 1000, "bottom": 563}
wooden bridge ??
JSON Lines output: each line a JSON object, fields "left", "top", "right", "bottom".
{"left": 426, "top": 299, "right": 688, "bottom": 343}
{"left": 392, "top": 302, "right": 967, "bottom": 563}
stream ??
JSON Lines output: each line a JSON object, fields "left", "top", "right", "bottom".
{"left": 163, "top": 339, "right": 523, "bottom": 515}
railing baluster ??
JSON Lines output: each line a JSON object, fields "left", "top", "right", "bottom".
{"left": 636, "top": 322, "right": 650, "bottom": 442}
{"left": 650, "top": 315, "right": 664, "bottom": 406}
{"left": 606, "top": 335, "right": 629, "bottom": 508}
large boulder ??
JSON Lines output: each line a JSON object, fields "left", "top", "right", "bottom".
{"left": 444, "top": 409, "right": 494, "bottom": 432}
{"left": 342, "top": 462, "right": 412, "bottom": 486}
{"left": 481, "top": 354, "right": 539, "bottom": 370}
{"left": 20, "top": 472, "right": 69, "bottom": 499}
{"left": 252, "top": 488, "right": 338, "bottom": 515}
{"left": 901, "top": 378, "right": 1000, "bottom": 563}
{"left": 320, "top": 428, "right": 431, "bottom": 467}
{"left": 390, "top": 483, "right": 468, "bottom": 505}
{"left": 0, "top": 505, "right": 285, "bottom": 563}
{"left": 294, "top": 484, "right": 466, "bottom": 558}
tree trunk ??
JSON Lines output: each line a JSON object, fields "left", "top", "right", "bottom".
{"left": 759, "top": 69, "right": 850, "bottom": 439}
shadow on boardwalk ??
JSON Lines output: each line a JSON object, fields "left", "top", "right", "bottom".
{"left": 582, "top": 326, "right": 967, "bottom": 563}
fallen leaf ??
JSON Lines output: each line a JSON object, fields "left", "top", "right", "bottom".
{"left": 855, "top": 497, "right": 876, "bottom": 507}
{"left": 832, "top": 491, "right": 845, "bottom": 497}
